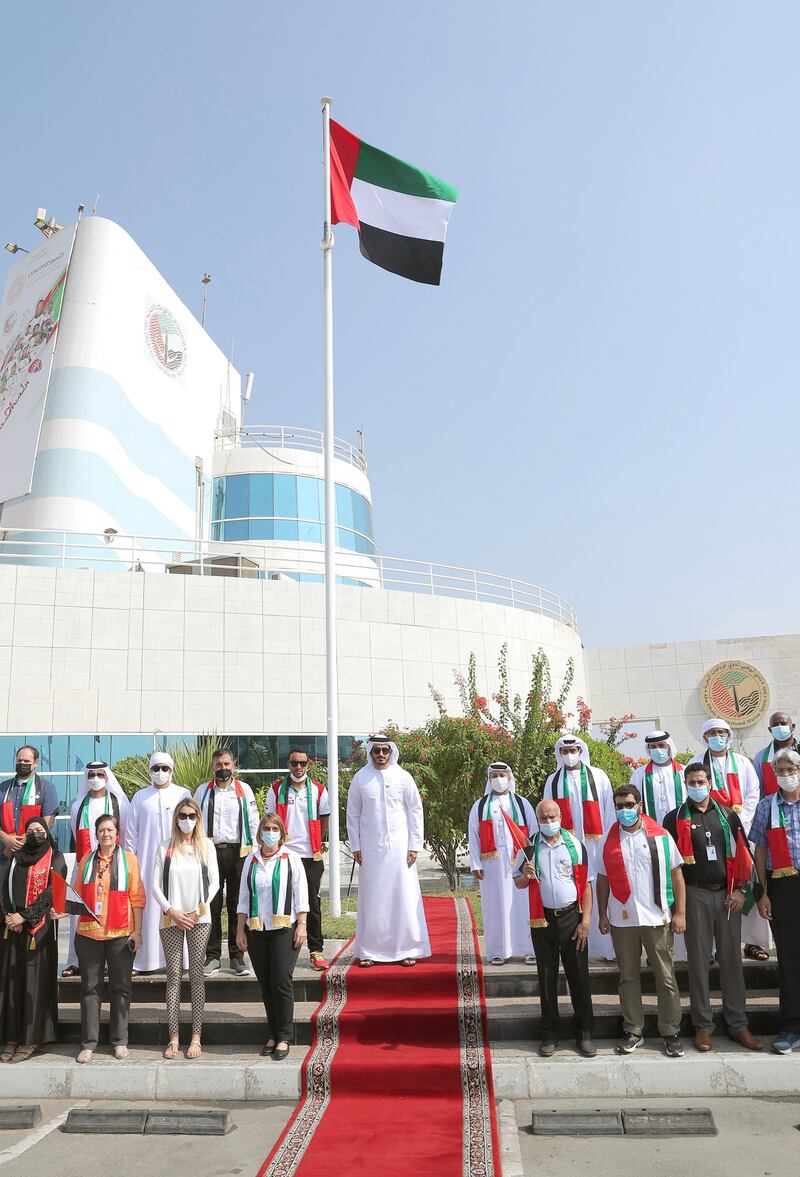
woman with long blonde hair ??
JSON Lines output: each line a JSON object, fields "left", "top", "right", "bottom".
{"left": 152, "top": 797, "right": 219, "bottom": 1059}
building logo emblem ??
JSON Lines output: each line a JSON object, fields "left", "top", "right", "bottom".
{"left": 144, "top": 304, "right": 186, "bottom": 377}
{"left": 700, "top": 661, "right": 770, "bottom": 729}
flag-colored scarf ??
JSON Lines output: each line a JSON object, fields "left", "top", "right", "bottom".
{"left": 642, "top": 760, "right": 685, "bottom": 819}
{"left": 766, "top": 793, "right": 798, "bottom": 878}
{"left": 1, "top": 776, "right": 42, "bottom": 837}
{"left": 160, "top": 843, "right": 210, "bottom": 927}
{"left": 274, "top": 778, "right": 324, "bottom": 861}
{"left": 6, "top": 847, "right": 52, "bottom": 948}
{"left": 551, "top": 764, "right": 603, "bottom": 838}
{"left": 79, "top": 846, "right": 130, "bottom": 931}
{"left": 602, "top": 815, "right": 674, "bottom": 916}
{"left": 674, "top": 799, "right": 753, "bottom": 893}
{"left": 244, "top": 851, "right": 293, "bottom": 930}
{"left": 200, "top": 779, "right": 254, "bottom": 857}
{"left": 755, "top": 744, "right": 786, "bottom": 798}
{"left": 523, "top": 830, "right": 589, "bottom": 928}
{"left": 478, "top": 792, "right": 526, "bottom": 860}
{"left": 703, "top": 750, "right": 742, "bottom": 811}
{"left": 74, "top": 791, "right": 119, "bottom": 862}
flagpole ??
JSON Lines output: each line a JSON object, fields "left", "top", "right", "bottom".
{"left": 321, "top": 96, "right": 342, "bottom": 918}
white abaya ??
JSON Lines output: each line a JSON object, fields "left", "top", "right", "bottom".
{"left": 124, "top": 782, "right": 190, "bottom": 971}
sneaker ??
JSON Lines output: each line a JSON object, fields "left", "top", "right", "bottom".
{"left": 309, "top": 953, "right": 329, "bottom": 972}
{"left": 76, "top": 1049, "right": 93, "bottom": 1064}
{"left": 203, "top": 959, "right": 220, "bottom": 977}
{"left": 114, "top": 1045, "right": 129, "bottom": 1060}
{"left": 231, "top": 958, "right": 250, "bottom": 977}
{"left": 615, "top": 1032, "right": 644, "bottom": 1055}
{"left": 772, "top": 1031, "right": 800, "bottom": 1055}
{"left": 663, "top": 1034, "right": 685, "bottom": 1057}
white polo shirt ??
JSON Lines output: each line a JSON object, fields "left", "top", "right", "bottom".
{"left": 266, "top": 778, "right": 331, "bottom": 858}
{"left": 598, "top": 824, "right": 683, "bottom": 928}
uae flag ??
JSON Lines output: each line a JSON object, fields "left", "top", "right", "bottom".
{"left": 330, "top": 120, "right": 458, "bottom": 285}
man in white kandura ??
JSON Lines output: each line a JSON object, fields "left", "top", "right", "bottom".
{"left": 347, "top": 735, "right": 430, "bottom": 968}
{"left": 689, "top": 718, "right": 770, "bottom": 963}
{"left": 543, "top": 735, "right": 616, "bottom": 959}
{"left": 469, "top": 762, "right": 538, "bottom": 966}
{"left": 62, "top": 761, "right": 131, "bottom": 978}
{"left": 125, "top": 752, "right": 190, "bottom": 972}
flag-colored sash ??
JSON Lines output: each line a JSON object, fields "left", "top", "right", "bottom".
{"left": 244, "top": 852, "right": 293, "bottom": 930}
{"left": 74, "top": 791, "right": 119, "bottom": 862}
{"left": 756, "top": 744, "right": 781, "bottom": 798}
{"left": 6, "top": 847, "right": 53, "bottom": 947}
{"left": 274, "top": 777, "right": 324, "bottom": 861}
{"left": 523, "top": 830, "right": 589, "bottom": 928}
{"left": 160, "top": 843, "right": 210, "bottom": 927}
{"left": 674, "top": 799, "right": 753, "bottom": 893}
{"left": 766, "top": 794, "right": 798, "bottom": 878}
{"left": 551, "top": 764, "right": 603, "bottom": 838}
{"left": 1, "top": 777, "right": 42, "bottom": 836}
{"left": 478, "top": 792, "right": 525, "bottom": 860}
{"left": 643, "top": 760, "right": 685, "bottom": 819}
{"left": 602, "top": 815, "right": 674, "bottom": 916}
{"left": 79, "top": 846, "right": 130, "bottom": 931}
{"left": 704, "top": 750, "right": 742, "bottom": 811}
{"left": 200, "top": 779, "right": 254, "bottom": 857}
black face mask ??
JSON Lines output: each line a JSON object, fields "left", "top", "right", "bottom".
{"left": 16, "top": 763, "right": 33, "bottom": 779}
{"left": 214, "top": 768, "right": 233, "bottom": 782}
{"left": 25, "top": 828, "right": 46, "bottom": 848}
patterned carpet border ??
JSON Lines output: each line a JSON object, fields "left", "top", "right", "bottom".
{"left": 455, "top": 896, "right": 497, "bottom": 1177}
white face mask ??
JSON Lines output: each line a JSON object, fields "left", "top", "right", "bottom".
{"left": 151, "top": 769, "right": 171, "bottom": 786}
{"left": 490, "top": 775, "right": 510, "bottom": 793}
{"left": 779, "top": 775, "right": 799, "bottom": 793}
{"left": 177, "top": 816, "right": 197, "bottom": 833}
{"left": 88, "top": 778, "right": 107, "bottom": 793}
{"left": 562, "top": 751, "right": 580, "bottom": 768}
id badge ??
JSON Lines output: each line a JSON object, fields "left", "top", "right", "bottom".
{"left": 706, "top": 846, "right": 718, "bottom": 862}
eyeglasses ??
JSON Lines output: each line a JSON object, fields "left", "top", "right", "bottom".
{"left": 289, "top": 759, "right": 308, "bottom": 767}
{"left": 87, "top": 771, "right": 106, "bottom": 780}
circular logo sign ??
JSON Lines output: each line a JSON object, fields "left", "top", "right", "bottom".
{"left": 700, "top": 661, "right": 770, "bottom": 729}
{"left": 144, "top": 304, "right": 186, "bottom": 377}
{"left": 7, "top": 275, "right": 26, "bottom": 303}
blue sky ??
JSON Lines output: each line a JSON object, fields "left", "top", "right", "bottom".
{"left": 2, "top": 3, "right": 797, "bottom": 646}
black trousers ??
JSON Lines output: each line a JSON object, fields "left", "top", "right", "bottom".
{"left": 530, "top": 904, "right": 593, "bottom": 1036}
{"left": 247, "top": 925, "right": 300, "bottom": 1044}
{"left": 302, "top": 857, "right": 325, "bottom": 955}
{"left": 207, "top": 843, "right": 245, "bottom": 963}
{"left": 767, "top": 873, "right": 800, "bottom": 1032}
{"left": 76, "top": 934, "right": 133, "bottom": 1050}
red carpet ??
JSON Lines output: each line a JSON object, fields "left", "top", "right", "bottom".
{"left": 258, "top": 896, "right": 501, "bottom": 1177}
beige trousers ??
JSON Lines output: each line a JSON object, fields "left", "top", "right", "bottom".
{"left": 610, "top": 923, "right": 682, "bottom": 1037}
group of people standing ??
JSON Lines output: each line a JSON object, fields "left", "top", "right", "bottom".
{"left": 470, "top": 713, "right": 800, "bottom": 1059}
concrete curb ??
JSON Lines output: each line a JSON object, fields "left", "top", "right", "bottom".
{"left": 497, "top": 1100, "right": 524, "bottom": 1177}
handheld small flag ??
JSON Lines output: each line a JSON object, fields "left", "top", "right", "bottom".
{"left": 51, "top": 872, "right": 99, "bottom": 923}
{"left": 330, "top": 120, "right": 458, "bottom": 285}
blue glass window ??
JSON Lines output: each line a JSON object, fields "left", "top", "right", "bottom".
{"left": 212, "top": 479, "right": 225, "bottom": 522}
{"left": 298, "top": 522, "right": 323, "bottom": 544}
{"left": 274, "top": 519, "right": 298, "bottom": 541}
{"left": 274, "top": 475, "right": 297, "bottom": 519}
{"left": 246, "top": 519, "right": 275, "bottom": 542}
{"left": 249, "top": 474, "right": 274, "bottom": 519}
{"left": 224, "top": 475, "right": 249, "bottom": 521}
{"left": 222, "top": 520, "right": 249, "bottom": 541}
{"left": 335, "top": 485, "right": 354, "bottom": 530}
{"left": 213, "top": 475, "right": 374, "bottom": 548}
{"left": 297, "top": 476, "right": 323, "bottom": 522}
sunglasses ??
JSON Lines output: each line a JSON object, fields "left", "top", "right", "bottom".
{"left": 87, "top": 771, "right": 106, "bottom": 780}
{"left": 289, "top": 759, "right": 308, "bottom": 767}
{"left": 616, "top": 801, "right": 639, "bottom": 809}
{"left": 152, "top": 766, "right": 171, "bottom": 773}
{"left": 372, "top": 748, "right": 391, "bottom": 756}
{"left": 177, "top": 812, "right": 196, "bottom": 821}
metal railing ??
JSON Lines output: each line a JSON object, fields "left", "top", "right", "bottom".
{"left": 0, "top": 528, "right": 579, "bottom": 629}
{"left": 214, "top": 424, "right": 368, "bottom": 474}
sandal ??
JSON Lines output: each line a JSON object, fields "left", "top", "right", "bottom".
{"left": 11, "top": 1045, "right": 36, "bottom": 1063}
{"left": 0, "top": 1044, "right": 17, "bottom": 1063}
{"left": 744, "top": 944, "right": 769, "bottom": 962}
{"left": 358, "top": 959, "right": 374, "bottom": 968}
{"left": 61, "top": 966, "right": 80, "bottom": 978}
{"left": 400, "top": 958, "right": 416, "bottom": 967}
{"left": 490, "top": 957, "right": 505, "bottom": 966}
{"left": 185, "top": 1038, "right": 202, "bottom": 1060}
{"left": 162, "top": 1040, "right": 179, "bottom": 1060}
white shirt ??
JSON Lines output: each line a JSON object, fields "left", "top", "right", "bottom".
{"left": 266, "top": 778, "right": 331, "bottom": 857}
{"left": 514, "top": 834, "right": 595, "bottom": 909}
{"left": 151, "top": 840, "right": 220, "bottom": 924}
{"left": 237, "top": 848, "right": 310, "bottom": 930}
{"left": 194, "top": 780, "right": 259, "bottom": 846}
{"left": 598, "top": 824, "right": 683, "bottom": 928}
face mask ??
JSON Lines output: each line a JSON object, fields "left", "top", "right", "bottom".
{"left": 290, "top": 769, "right": 308, "bottom": 781}
{"left": 707, "top": 735, "right": 728, "bottom": 753}
{"left": 562, "top": 751, "right": 580, "bottom": 768}
{"left": 649, "top": 747, "right": 671, "bottom": 765}
{"left": 261, "top": 829, "right": 281, "bottom": 849}
{"left": 779, "top": 775, "right": 799, "bottom": 793}
{"left": 25, "top": 827, "right": 46, "bottom": 847}
{"left": 540, "top": 820, "right": 561, "bottom": 838}
{"left": 687, "top": 785, "right": 710, "bottom": 803}
{"left": 177, "top": 817, "right": 196, "bottom": 833}
{"left": 490, "top": 775, "right": 510, "bottom": 793}
{"left": 151, "top": 769, "right": 171, "bottom": 786}
{"left": 214, "top": 768, "right": 233, "bottom": 782}
{"left": 771, "top": 725, "right": 792, "bottom": 742}
{"left": 15, "top": 763, "right": 32, "bottom": 779}
{"left": 616, "top": 807, "right": 639, "bottom": 827}
{"left": 88, "top": 778, "right": 106, "bottom": 793}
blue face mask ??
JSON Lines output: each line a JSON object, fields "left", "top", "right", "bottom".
{"left": 707, "top": 735, "right": 728, "bottom": 753}
{"left": 616, "top": 807, "right": 640, "bottom": 827}
{"left": 539, "top": 820, "right": 561, "bottom": 838}
{"left": 771, "top": 724, "right": 792, "bottom": 742}
{"left": 261, "top": 829, "right": 281, "bottom": 849}
{"left": 649, "top": 746, "right": 671, "bottom": 765}
{"left": 687, "top": 785, "right": 710, "bottom": 803}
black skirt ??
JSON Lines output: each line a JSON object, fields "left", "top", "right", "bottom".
{"left": 0, "top": 921, "right": 59, "bottom": 1046}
